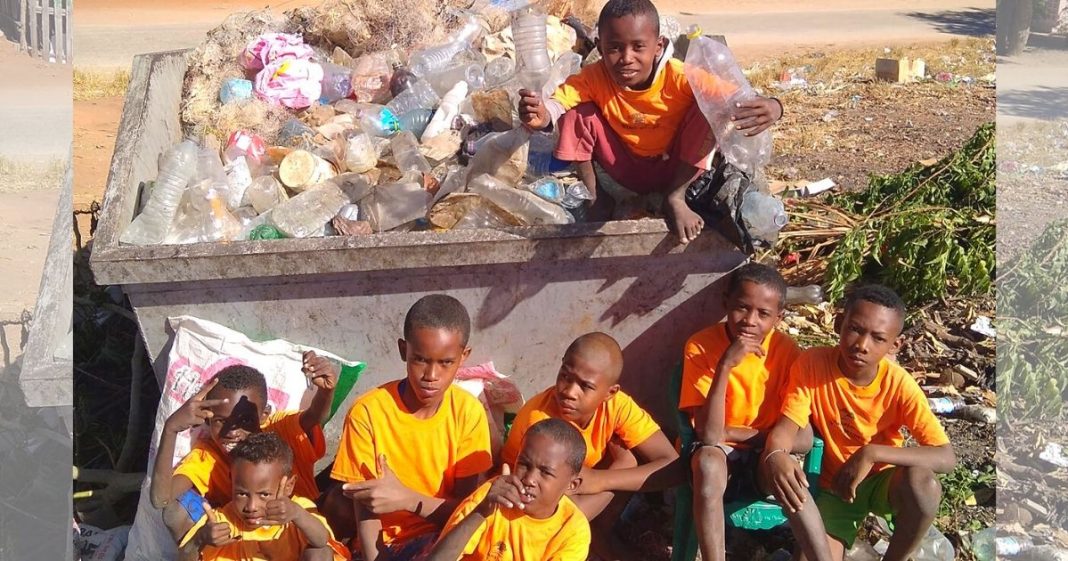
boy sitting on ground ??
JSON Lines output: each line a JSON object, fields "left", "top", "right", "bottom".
{"left": 321, "top": 294, "right": 493, "bottom": 561}
{"left": 152, "top": 356, "right": 338, "bottom": 541}
{"left": 681, "top": 263, "right": 822, "bottom": 561}
{"left": 518, "top": 0, "right": 783, "bottom": 243}
{"left": 500, "top": 332, "right": 679, "bottom": 561}
{"left": 762, "top": 285, "right": 956, "bottom": 561}
{"left": 178, "top": 432, "right": 349, "bottom": 561}
{"left": 428, "top": 418, "right": 592, "bottom": 561}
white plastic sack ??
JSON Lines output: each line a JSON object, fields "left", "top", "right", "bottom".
{"left": 75, "top": 524, "right": 130, "bottom": 561}
{"left": 124, "top": 316, "right": 364, "bottom": 561}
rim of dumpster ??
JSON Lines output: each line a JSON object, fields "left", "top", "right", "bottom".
{"left": 89, "top": 49, "right": 742, "bottom": 286}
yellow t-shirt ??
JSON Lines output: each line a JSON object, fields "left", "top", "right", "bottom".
{"left": 173, "top": 410, "right": 326, "bottom": 506}
{"left": 679, "top": 324, "right": 802, "bottom": 440}
{"left": 178, "top": 495, "right": 350, "bottom": 561}
{"left": 780, "top": 347, "right": 951, "bottom": 489}
{"left": 500, "top": 387, "right": 661, "bottom": 469}
{"left": 439, "top": 477, "right": 591, "bottom": 561}
{"left": 551, "top": 58, "right": 734, "bottom": 158}
{"left": 331, "top": 381, "right": 494, "bottom": 547}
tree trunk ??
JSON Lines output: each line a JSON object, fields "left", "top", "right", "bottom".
{"left": 997, "top": 0, "right": 1034, "bottom": 56}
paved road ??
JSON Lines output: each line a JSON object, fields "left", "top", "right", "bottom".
{"left": 997, "top": 45, "right": 1068, "bottom": 124}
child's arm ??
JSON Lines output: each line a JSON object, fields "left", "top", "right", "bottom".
{"left": 355, "top": 503, "right": 384, "bottom": 561}
{"left": 578, "top": 431, "right": 683, "bottom": 494}
{"left": 261, "top": 481, "right": 332, "bottom": 549}
{"left": 150, "top": 379, "right": 227, "bottom": 508}
{"left": 299, "top": 351, "right": 338, "bottom": 440}
{"left": 428, "top": 471, "right": 526, "bottom": 561}
{"left": 760, "top": 417, "right": 809, "bottom": 513}
{"left": 695, "top": 336, "right": 765, "bottom": 446}
{"left": 343, "top": 455, "right": 480, "bottom": 527}
{"left": 833, "top": 443, "right": 955, "bottom": 504}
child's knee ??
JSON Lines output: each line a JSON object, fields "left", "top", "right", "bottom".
{"left": 691, "top": 447, "right": 728, "bottom": 497}
{"left": 902, "top": 467, "right": 941, "bottom": 512}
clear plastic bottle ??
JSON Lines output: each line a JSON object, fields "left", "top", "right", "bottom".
{"left": 740, "top": 190, "right": 788, "bottom": 242}
{"left": 196, "top": 144, "right": 227, "bottom": 183}
{"left": 223, "top": 156, "right": 253, "bottom": 210}
{"left": 269, "top": 183, "right": 350, "bottom": 238}
{"left": 344, "top": 131, "right": 378, "bottom": 173}
{"left": 359, "top": 181, "right": 429, "bottom": 232}
{"left": 121, "top": 139, "right": 199, "bottom": 245}
{"left": 242, "top": 175, "right": 289, "bottom": 214}
{"left": 684, "top": 36, "right": 772, "bottom": 174}
{"left": 408, "top": 14, "right": 484, "bottom": 77}
{"left": 468, "top": 173, "right": 573, "bottom": 226}
{"left": 465, "top": 127, "right": 532, "bottom": 185}
{"left": 512, "top": 5, "right": 551, "bottom": 93}
{"left": 397, "top": 108, "right": 434, "bottom": 139}
{"left": 484, "top": 57, "right": 516, "bottom": 88}
{"left": 785, "top": 285, "right": 825, "bottom": 306}
{"left": 387, "top": 77, "right": 441, "bottom": 116}
{"left": 972, "top": 528, "right": 1032, "bottom": 561}
{"left": 351, "top": 103, "right": 401, "bottom": 137}
{"left": 423, "top": 81, "right": 468, "bottom": 140}
{"left": 320, "top": 62, "right": 353, "bottom": 104}
{"left": 526, "top": 131, "right": 567, "bottom": 175}
{"left": 424, "top": 63, "right": 485, "bottom": 97}
{"left": 390, "top": 131, "right": 433, "bottom": 175}
{"left": 927, "top": 398, "right": 996, "bottom": 423}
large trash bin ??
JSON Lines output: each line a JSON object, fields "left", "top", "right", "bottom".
{"left": 90, "top": 50, "right": 747, "bottom": 448}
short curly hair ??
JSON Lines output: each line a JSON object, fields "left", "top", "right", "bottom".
{"left": 525, "top": 419, "right": 587, "bottom": 475}
{"left": 844, "top": 284, "right": 906, "bottom": 331}
{"left": 210, "top": 365, "right": 268, "bottom": 403}
{"left": 726, "top": 263, "right": 788, "bottom": 310}
{"left": 598, "top": 0, "right": 660, "bottom": 36}
{"left": 230, "top": 432, "right": 293, "bottom": 473}
{"left": 404, "top": 294, "right": 471, "bottom": 346}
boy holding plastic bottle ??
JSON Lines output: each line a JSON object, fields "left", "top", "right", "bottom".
{"left": 762, "top": 285, "right": 956, "bottom": 561}
{"left": 518, "top": 0, "right": 783, "bottom": 244}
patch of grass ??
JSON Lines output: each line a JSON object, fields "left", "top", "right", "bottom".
{"left": 0, "top": 156, "right": 67, "bottom": 193}
{"left": 937, "top": 464, "right": 995, "bottom": 531}
{"left": 73, "top": 68, "right": 130, "bottom": 101}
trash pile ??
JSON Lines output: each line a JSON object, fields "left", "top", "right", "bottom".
{"left": 118, "top": 3, "right": 784, "bottom": 246}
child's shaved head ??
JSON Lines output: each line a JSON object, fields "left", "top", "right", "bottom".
{"left": 230, "top": 432, "right": 293, "bottom": 473}
{"left": 404, "top": 294, "right": 472, "bottom": 345}
{"left": 564, "top": 332, "right": 624, "bottom": 384}
{"left": 525, "top": 418, "right": 587, "bottom": 475}
{"left": 598, "top": 0, "right": 660, "bottom": 36}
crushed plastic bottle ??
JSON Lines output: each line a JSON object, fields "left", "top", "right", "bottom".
{"left": 344, "top": 132, "right": 378, "bottom": 173}
{"left": 740, "top": 190, "right": 788, "bottom": 243}
{"left": 972, "top": 528, "right": 1032, "bottom": 561}
{"left": 927, "top": 397, "right": 997, "bottom": 423}
{"left": 684, "top": 36, "right": 772, "bottom": 174}
{"left": 121, "top": 139, "right": 199, "bottom": 245}
{"left": 397, "top": 108, "right": 434, "bottom": 139}
{"left": 786, "top": 285, "right": 825, "bottom": 306}
{"left": 319, "top": 62, "right": 353, "bottom": 104}
{"left": 465, "top": 127, "right": 533, "bottom": 186}
{"left": 359, "top": 181, "right": 429, "bottom": 232}
{"left": 269, "top": 183, "right": 349, "bottom": 238}
{"left": 484, "top": 56, "right": 516, "bottom": 88}
{"left": 468, "top": 173, "right": 573, "bottom": 226}
{"left": 167, "top": 182, "right": 243, "bottom": 244}
{"left": 242, "top": 175, "right": 289, "bottom": 214}
{"left": 390, "top": 131, "right": 433, "bottom": 175}
{"left": 355, "top": 103, "right": 402, "bottom": 137}
{"left": 223, "top": 156, "right": 253, "bottom": 210}
{"left": 913, "top": 524, "right": 955, "bottom": 561}
{"left": 386, "top": 77, "right": 441, "bottom": 116}
{"left": 408, "top": 13, "right": 484, "bottom": 77}
{"left": 423, "top": 81, "right": 467, "bottom": 140}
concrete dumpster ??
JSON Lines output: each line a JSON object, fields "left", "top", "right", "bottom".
{"left": 89, "top": 50, "right": 747, "bottom": 448}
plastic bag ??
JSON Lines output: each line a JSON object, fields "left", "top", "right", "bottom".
{"left": 453, "top": 362, "right": 524, "bottom": 460}
{"left": 253, "top": 58, "right": 324, "bottom": 109}
{"left": 240, "top": 33, "right": 314, "bottom": 72}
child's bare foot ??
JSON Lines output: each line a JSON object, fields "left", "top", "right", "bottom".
{"left": 665, "top": 197, "right": 704, "bottom": 243}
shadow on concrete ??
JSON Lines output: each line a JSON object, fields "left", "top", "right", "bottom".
{"left": 905, "top": 8, "right": 995, "bottom": 37}
{"left": 998, "top": 86, "right": 1068, "bottom": 120}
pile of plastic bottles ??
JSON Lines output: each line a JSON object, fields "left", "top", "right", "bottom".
{"left": 120, "top": 9, "right": 785, "bottom": 246}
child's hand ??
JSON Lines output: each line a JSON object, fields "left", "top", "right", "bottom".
{"left": 341, "top": 455, "right": 418, "bottom": 515}
{"left": 165, "top": 378, "right": 228, "bottom": 434}
{"left": 518, "top": 89, "right": 551, "bottom": 130}
{"left": 477, "top": 463, "right": 529, "bottom": 517}
{"left": 762, "top": 451, "right": 809, "bottom": 513}
{"left": 197, "top": 502, "right": 238, "bottom": 547}
{"left": 832, "top": 446, "right": 875, "bottom": 503}
{"left": 259, "top": 475, "right": 298, "bottom": 526}
{"left": 302, "top": 351, "right": 338, "bottom": 391}
{"left": 720, "top": 335, "right": 765, "bottom": 372}
{"left": 730, "top": 97, "right": 783, "bottom": 136}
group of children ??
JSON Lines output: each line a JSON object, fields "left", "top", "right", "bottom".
{"left": 150, "top": 262, "right": 955, "bottom": 561}
{"left": 147, "top": 0, "right": 956, "bottom": 558}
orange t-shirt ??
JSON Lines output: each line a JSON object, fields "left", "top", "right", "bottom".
{"left": 780, "top": 347, "right": 951, "bottom": 489}
{"left": 178, "top": 495, "right": 350, "bottom": 560}
{"left": 501, "top": 387, "right": 661, "bottom": 469}
{"left": 551, "top": 57, "right": 734, "bottom": 158}
{"left": 679, "top": 324, "right": 802, "bottom": 440}
{"left": 439, "top": 477, "right": 591, "bottom": 561}
{"left": 331, "top": 381, "right": 493, "bottom": 547}
{"left": 173, "top": 410, "right": 325, "bottom": 506}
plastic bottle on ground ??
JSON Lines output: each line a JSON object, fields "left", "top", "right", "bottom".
{"left": 408, "top": 13, "right": 484, "bottom": 77}
{"left": 484, "top": 56, "right": 516, "bottom": 88}
{"left": 242, "top": 175, "right": 289, "bottom": 214}
{"left": 121, "top": 139, "right": 199, "bottom": 245}
{"left": 389, "top": 131, "right": 432, "bottom": 175}
{"left": 196, "top": 144, "right": 227, "bottom": 184}
{"left": 927, "top": 398, "right": 996, "bottom": 423}
{"left": 344, "top": 132, "right": 378, "bottom": 173}
{"left": 269, "top": 183, "right": 350, "bottom": 238}
{"left": 424, "top": 63, "right": 485, "bottom": 97}
{"left": 785, "top": 285, "right": 825, "bottom": 306}
{"left": 353, "top": 103, "right": 401, "bottom": 137}
{"left": 397, "top": 108, "right": 434, "bottom": 139}
{"left": 740, "top": 190, "right": 788, "bottom": 242}
{"left": 912, "top": 524, "right": 955, "bottom": 561}
{"left": 468, "top": 173, "right": 573, "bottom": 226}
{"left": 223, "top": 156, "right": 253, "bottom": 210}
{"left": 465, "top": 127, "right": 533, "bottom": 185}
{"left": 319, "top": 62, "right": 353, "bottom": 104}
{"left": 423, "top": 81, "right": 468, "bottom": 140}
{"left": 386, "top": 77, "right": 441, "bottom": 116}
{"left": 972, "top": 528, "right": 1032, "bottom": 561}
{"left": 359, "top": 182, "right": 429, "bottom": 232}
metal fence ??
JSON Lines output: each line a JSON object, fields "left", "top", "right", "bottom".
{"left": 0, "top": 0, "right": 71, "bottom": 64}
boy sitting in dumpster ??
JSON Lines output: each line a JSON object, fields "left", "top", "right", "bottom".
{"left": 177, "top": 432, "right": 349, "bottom": 561}
{"left": 151, "top": 357, "right": 338, "bottom": 542}
{"left": 499, "top": 332, "right": 680, "bottom": 561}
{"left": 762, "top": 284, "right": 956, "bottom": 561}
{"left": 518, "top": 0, "right": 783, "bottom": 244}
{"left": 681, "top": 263, "right": 822, "bottom": 561}
{"left": 321, "top": 294, "right": 493, "bottom": 561}
{"left": 427, "top": 418, "right": 592, "bottom": 561}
